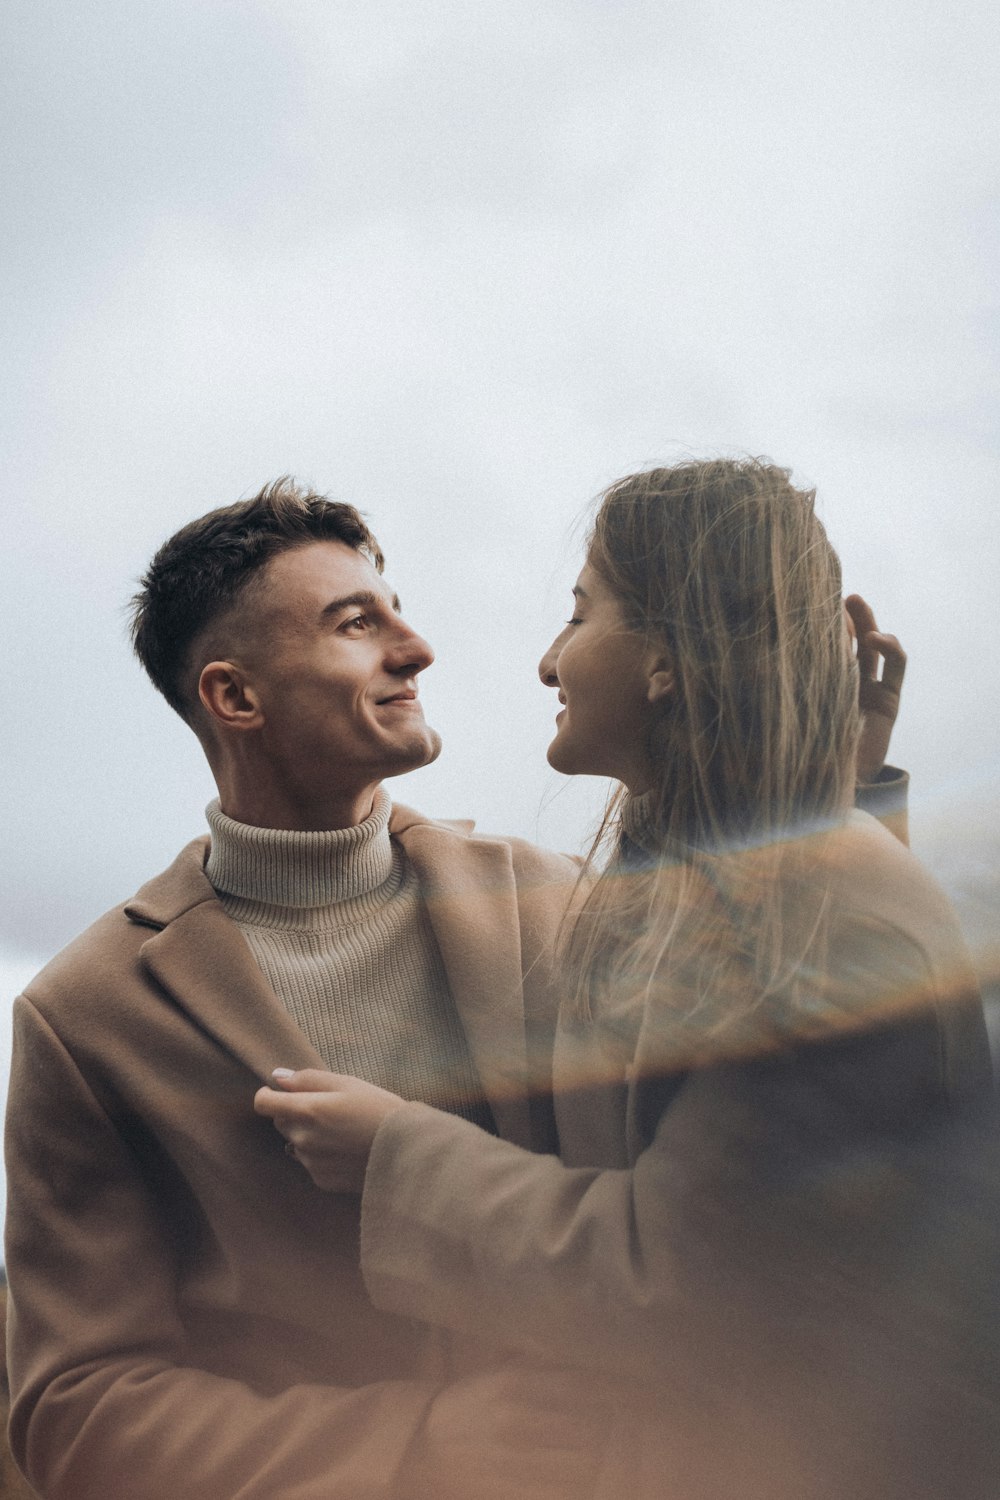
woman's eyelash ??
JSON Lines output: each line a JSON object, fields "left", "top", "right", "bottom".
{"left": 566, "top": 616, "right": 583, "bottom": 626}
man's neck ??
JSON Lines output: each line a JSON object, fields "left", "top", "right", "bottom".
{"left": 216, "top": 779, "right": 381, "bottom": 833}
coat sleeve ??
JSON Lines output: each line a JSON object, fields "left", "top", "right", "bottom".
{"left": 360, "top": 1008, "right": 985, "bottom": 1391}
{"left": 4, "top": 997, "right": 437, "bottom": 1500}
{"left": 855, "top": 764, "right": 909, "bottom": 843}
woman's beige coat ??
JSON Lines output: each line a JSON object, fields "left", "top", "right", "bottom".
{"left": 4, "top": 805, "right": 580, "bottom": 1500}
{"left": 360, "top": 813, "right": 999, "bottom": 1499}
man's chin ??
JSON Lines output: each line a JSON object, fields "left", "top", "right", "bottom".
{"left": 420, "top": 727, "right": 443, "bottom": 767}
{"left": 385, "top": 726, "right": 442, "bottom": 777}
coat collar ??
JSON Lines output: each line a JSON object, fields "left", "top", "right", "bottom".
{"left": 391, "top": 810, "right": 532, "bottom": 1145}
{"left": 125, "top": 838, "right": 331, "bottom": 1082}
{"left": 123, "top": 805, "right": 533, "bottom": 1145}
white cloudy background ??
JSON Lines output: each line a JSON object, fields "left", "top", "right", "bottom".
{"left": 2, "top": 0, "right": 999, "bottom": 1219}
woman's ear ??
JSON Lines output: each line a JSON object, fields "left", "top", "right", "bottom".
{"left": 646, "top": 650, "right": 675, "bottom": 705}
{"left": 198, "top": 661, "right": 264, "bottom": 731}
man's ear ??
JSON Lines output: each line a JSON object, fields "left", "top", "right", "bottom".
{"left": 198, "top": 661, "right": 264, "bottom": 731}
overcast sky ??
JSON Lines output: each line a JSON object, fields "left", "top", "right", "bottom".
{"left": 2, "top": 1, "right": 999, "bottom": 1219}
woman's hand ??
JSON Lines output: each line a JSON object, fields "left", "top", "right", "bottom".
{"left": 845, "top": 594, "right": 907, "bottom": 782}
{"left": 254, "top": 1069, "right": 406, "bottom": 1192}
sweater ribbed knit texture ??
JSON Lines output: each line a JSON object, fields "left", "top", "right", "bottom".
{"left": 205, "top": 788, "right": 493, "bottom": 1128}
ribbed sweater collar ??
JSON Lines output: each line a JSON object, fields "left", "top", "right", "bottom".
{"left": 205, "top": 786, "right": 394, "bottom": 913}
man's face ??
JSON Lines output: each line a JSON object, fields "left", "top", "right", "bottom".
{"left": 236, "top": 540, "right": 441, "bottom": 797}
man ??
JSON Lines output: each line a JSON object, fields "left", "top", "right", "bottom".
{"left": 4, "top": 480, "right": 906, "bottom": 1500}
{"left": 6, "top": 481, "right": 587, "bottom": 1500}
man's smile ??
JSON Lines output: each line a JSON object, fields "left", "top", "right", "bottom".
{"left": 376, "top": 688, "right": 420, "bottom": 706}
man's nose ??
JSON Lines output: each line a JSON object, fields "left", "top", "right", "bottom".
{"left": 388, "top": 619, "right": 435, "bottom": 674}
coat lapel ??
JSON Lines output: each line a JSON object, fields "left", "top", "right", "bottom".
{"left": 394, "top": 811, "right": 533, "bottom": 1147}
{"left": 126, "top": 819, "right": 536, "bottom": 1146}
{"left": 125, "top": 838, "right": 327, "bottom": 1084}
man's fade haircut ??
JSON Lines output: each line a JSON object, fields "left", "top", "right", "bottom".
{"left": 130, "top": 477, "right": 385, "bottom": 722}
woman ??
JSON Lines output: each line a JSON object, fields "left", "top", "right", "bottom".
{"left": 256, "top": 459, "right": 993, "bottom": 1498}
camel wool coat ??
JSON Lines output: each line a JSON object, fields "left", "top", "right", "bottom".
{"left": 4, "top": 805, "right": 580, "bottom": 1500}
{"left": 359, "top": 812, "right": 1000, "bottom": 1500}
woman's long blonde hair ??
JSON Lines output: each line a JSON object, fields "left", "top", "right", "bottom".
{"left": 563, "top": 458, "right": 860, "bottom": 1046}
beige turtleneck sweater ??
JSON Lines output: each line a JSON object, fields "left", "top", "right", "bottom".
{"left": 205, "top": 787, "right": 494, "bottom": 1129}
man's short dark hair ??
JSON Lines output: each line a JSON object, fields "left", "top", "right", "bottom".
{"left": 130, "top": 477, "right": 384, "bottom": 721}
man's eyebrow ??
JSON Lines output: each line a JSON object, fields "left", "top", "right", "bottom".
{"left": 319, "top": 590, "right": 402, "bottom": 618}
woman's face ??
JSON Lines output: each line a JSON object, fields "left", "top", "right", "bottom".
{"left": 538, "top": 561, "right": 667, "bottom": 791}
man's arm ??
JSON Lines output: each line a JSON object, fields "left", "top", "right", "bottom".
{"left": 5, "top": 997, "right": 437, "bottom": 1500}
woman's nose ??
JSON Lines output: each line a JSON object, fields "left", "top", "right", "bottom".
{"left": 538, "top": 638, "right": 560, "bottom": 687}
